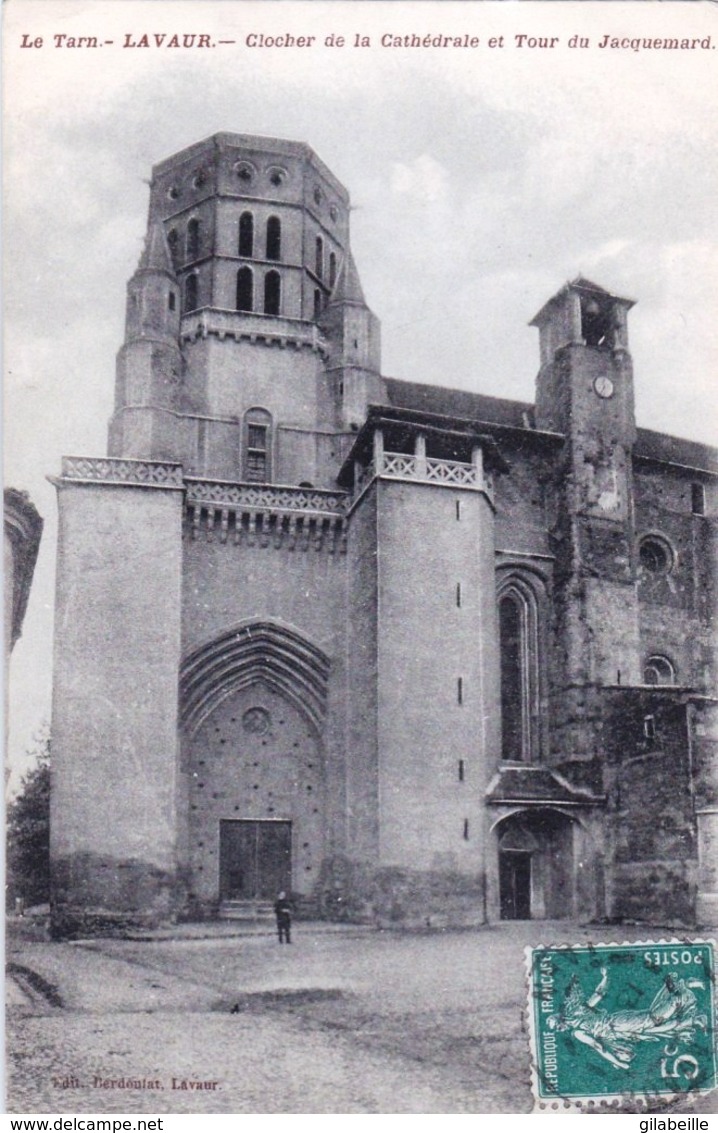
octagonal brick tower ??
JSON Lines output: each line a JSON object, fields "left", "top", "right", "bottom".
{"left": 108, "top": 133, "right": 383, "bottom": 487}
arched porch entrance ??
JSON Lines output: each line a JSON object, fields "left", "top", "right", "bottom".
{"left": 495, "top": 808, "right": 577, "bottom": 920}
{"left": 178, "top": 620, "right": 330, "bottom": 915}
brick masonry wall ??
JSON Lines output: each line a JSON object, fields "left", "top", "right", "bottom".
{"left": 601, "top": 688, "right": 698, "bottom": 925}
{"left": 50, "top": 482, "right": 184, "bottom": 931}
{"left": 179, "top": 515, "right": 350, "bottom": 905}
{"left": 374, "top": 478, "right": 500, "bottom": 877}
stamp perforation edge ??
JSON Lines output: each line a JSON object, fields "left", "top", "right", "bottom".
{"left": 525, "top": 937, "right": 718, "bottom": 1112}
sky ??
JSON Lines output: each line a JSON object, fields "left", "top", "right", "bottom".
{"left": 4, "top": 0, "right": 718, "bottom": 786}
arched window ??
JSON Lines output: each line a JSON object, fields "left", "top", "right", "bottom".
{"left": 580, "top": 294, "right": 613, "bottom": 348}
{"left": 313, "top": 289, "right": 322, "bottom": 321}
{"left": 329, "top": 251, "right": 337, "bottom": 290}
{"left": 644, "top": 655, "right": 676, "bottom": 686}
{"left": 239, "top": 212, "right": 254, "bottom": 258}
{"left": 183, "top": 273, "right": 198, "bottom": 313}
{"left": 186, "top": 218, "right": 200, "bottom": 261}
{"left": 315, "top": 236, "right": 324, "bottom": 279}
{"left": 243, "top": 409, "right": 272, "bottom": 483}
{"left": 167, "top": 228, "right": 180, "bottom": 266}
{"left": 266, "top": 217, "right": 281, "bottom": 262}
{"left": 498, "top": 577, "right": 542, "bottom": 762}
{"left": 236, "top": 267, "right": 253, "bottom": 312}
{"left": 264, "top": 270, "right": 281, "bottom": 316}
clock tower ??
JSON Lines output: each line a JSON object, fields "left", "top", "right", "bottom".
{"left": 532, "top": 278, "right": 641, "bottom": 700}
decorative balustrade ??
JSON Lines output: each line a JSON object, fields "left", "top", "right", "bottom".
{"left": 59, "top": 449, "right": 492, "bottom": 548}
{"left": 60, "top": 456, "right": 184, "bottom": 488}
{"left": 381, "top": 453, "right": 417, "bottom": 478}
{"left": 350, "top": 451, "right": 492, "bottom": 506}
{"left": 184, "top": 478, "right": 348, "bottom": 553}
{"left": 185, "top": 478, "right": 347, "bottom": 516}
{"left": 423, "top": 457, "right": 481, "bottom": 487}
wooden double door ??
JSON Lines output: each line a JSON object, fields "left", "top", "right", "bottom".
{"left": 499, "top": 850, "right": 532, "bottom": 920}
{"left": 219, "top": 819, "right": 291, "bottom": 900}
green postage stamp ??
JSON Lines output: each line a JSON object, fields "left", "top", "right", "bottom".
{"left": 526, "top": 940, "right": 717, "bottom": 1108}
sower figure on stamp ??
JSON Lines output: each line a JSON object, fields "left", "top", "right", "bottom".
{"left": 274, "top": 891, "right": 293, "bottom": 944}
{"left": 547, "top": 966, "right": 707, "bottom": 1071}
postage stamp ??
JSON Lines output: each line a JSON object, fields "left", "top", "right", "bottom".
{"left": 526, "top": 940, "right": 717, "bottom": 1109}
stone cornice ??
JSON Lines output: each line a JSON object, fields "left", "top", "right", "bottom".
{"left": 185, "top": 479, "right": 348, "bottom": 552}
{"left": 180, "top": 308, "right": 329, "bottom": 356}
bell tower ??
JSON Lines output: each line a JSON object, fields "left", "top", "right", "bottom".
{"left": 532, "top": 278, "right": 641, "bottom": 692}
{"left": 108, "top": 133, "right": 381, "bottom": 486}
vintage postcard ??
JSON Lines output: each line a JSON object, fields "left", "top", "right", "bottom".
{"left": 4, "top": 0, "right": 718, "bottom": 1116}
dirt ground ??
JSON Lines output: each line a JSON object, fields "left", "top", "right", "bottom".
{"left": 5, "top": 920, "right": 715, "bottom": 1114}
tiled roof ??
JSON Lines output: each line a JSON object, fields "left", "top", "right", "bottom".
{"left": 385, "top": 378, "right": 535, "bottom": 430}
{"left": 634, "top": 428, "right": 718, "bottom": 475}
{"left": 385, "top": 378, "right": 717, "bottom": 474}
{"left": 485, "top": 765, "right": 604, "bottom": 806}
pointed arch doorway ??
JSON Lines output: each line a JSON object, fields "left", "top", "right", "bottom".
{"left": 185, "top": 681, "right": 324, "bottom": 909}
{"left": 179, "top": 621, "right": 330, "bottom": 913}
{"left": 496, "top": 808, "right": 576, "bottom": 920}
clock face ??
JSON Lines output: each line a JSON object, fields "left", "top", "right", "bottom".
{"left": 594, "top": 375, "right": 615, "bottom": 399}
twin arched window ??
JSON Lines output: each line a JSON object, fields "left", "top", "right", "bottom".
{"left": 498, "top": 576, "right": 542, "bottom": 762}
{"left": 235, "top": 269, "right": 281, "bottom": 316}
{"left": 237, "top": 213, "right": 281, "bottom": 261}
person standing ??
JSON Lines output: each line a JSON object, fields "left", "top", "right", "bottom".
{"left": 274, "top": 891, "right": 292, "bottom": 944}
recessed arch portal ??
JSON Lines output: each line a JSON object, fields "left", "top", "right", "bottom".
{"left": 180, "top": 620, "right": 330, "bottom": 737}
{"left": 494, "top": 808, "right": 577, "bottom": 919}
{"left": 180, "top": 622, "right": 330, "bottom": 912}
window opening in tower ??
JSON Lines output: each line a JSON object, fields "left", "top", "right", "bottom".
{"left": 266, "top": 217, "right": 281, "bottom": 261}
{"left": 264, "top": 271, "right": 281, "bottom": 316}
{"left": 239, "top": 212, "right": 254, "bottom": 258}
{"left": 237, "top": 267, "right": 253, "bottom": 312}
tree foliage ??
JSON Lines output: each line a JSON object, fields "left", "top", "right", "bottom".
{"left": 7, "top": 730, "right": 50, "bottom": 907}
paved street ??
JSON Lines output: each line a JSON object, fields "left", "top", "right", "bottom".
{"left": 5, "top": 920, "right": 713, "bottom": 1114}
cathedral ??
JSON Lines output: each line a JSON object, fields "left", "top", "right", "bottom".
{"left": 49, "top": 133, "right": 718, "bottom": 934}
